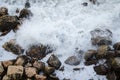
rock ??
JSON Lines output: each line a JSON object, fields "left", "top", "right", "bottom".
{"left": 26, "top": 45, "right": 52, "bottom": 60}
{"left": 82, "top": 2, "right": 88, "bottom": 6}
{"left": 33, "top": 61, "right": 45, "bottom": 71}
{"left": 0, "top": 7, "right": 8, "bottom": 17}
{"left": 7, "top": 66, "right": 23, "bottom": 79}
{"left": 96, "top": 45, "right": 111, "bottom": 59}
{"left": 25, "top": 62, "right": 32, "bottom": 67}
{"left": 25, "top": 67, "right": 37, "bottom": 78}
{"left": 106, "top": 72, "right": 117, "bottom": 80}
{"left": 84, "top": 49, "right": 97, "bottom": 61}
{"left": 113, "top": 42, "right": 120, "bottom": 50}
{"left": 47, "top": 54, "right": 61, "bottom": 69}
{"left": 2, "top": 60, "right": 15, "bottom": 68}
{"left": 19, "top": 8, "right": 33, "bottom": 19}
{"left": 106, "top": 51, "right": 115, "bottom": 59}
{"left": 15, "top": 55, "right": 29, "bottom": 66}
{"left": 0, "top": 62, "right": 4, "bottom": 76}
{"left": 35, "top": 74, "right": 47, "bottom": 80}
{"left": 49, "top": 74, "right": 59, "bottom": 80}
{"left": 59, "top": 66, "right": 64, "bottom": 71}
{"left": 65, "top": 56, "right": 80, "bottom": 66}
{"left": 94, "top": 65, "right": 108, "bottom": 75}
{"left": 25, "top": 1, "right": 31, "bottom": 8}
{"left": 84, "top": 60, "right": 98, "bottom": 66}
{"left": 0, "top": 15, "right": 20, "bottom": 36}
{"left": 90, "top": 28, "right": 112, "bottom": 46}
{"left": 2, "top": 75, "right": 11, "bottom": 80}
{"left": 44, "top": 66, "right": 55, "bottom": 74}
{"left": 16, "top": 8, "right": 19, "bottom": 13}
{"left": 2, "top": 39, "right": 24, "bottom": 55}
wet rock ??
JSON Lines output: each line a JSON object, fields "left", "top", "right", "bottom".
{"left": 0, "top": 7, "right": 8, "bottom": 17}
{"left": 7, "top": 66, "right": 23, "bottom": 79}
{"left": 2, "top": 39, "right": 24, "bottom": 55}
{"left": 113, "top": 42, "right": 120, "bottom": 50}
{"left": 84, "top": 49, "right": 97, "bottom": 61}
{"left": 96, "top": 45, "right": 111, "bottom": 59}
{"left": 33, "top": 61, "right": 45, "bottom": 71}
{"left": 19, "top": 8, "right": 33, "bottom": 19}
{"left": 94, "top": 65, "right": 108, "bottom": 75}
{"left": 26, "top": 45, "right": 52, "bottom": 60}
{"left": 0, "top": 15, "right": 20, "bottom": 36}
{"left": 2, "top": 60, "right": 15, "bottom": 68}
{"left": 65, "top": 56, "right": 80, "bottom": 66}
{"left": 35, "top": 74, "right": 47, "bottom": 80}
{"left": 0, "top": 62, "right": 4, "bottom": 76}
{"left": 90, "top": 28, "right": 112, "bottom": 46}
{"left": 84, "top": 60, "right": 98, "bottom": 66}
{"left": 25, "top": 67, "right": 37, "bottom": 78}
{"left": 15, "top": 55, "right": 29, "bottom": 66}
{"left": 44, "top": 66, "right": 55, "bottom": 74}
{"left": 47, "top": 54, "right": 61, "bottom": 69}
{"left": 106, "top": 72, "right": 117, "bottom": 80}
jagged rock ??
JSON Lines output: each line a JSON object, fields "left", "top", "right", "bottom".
{"left": 2, "top": 39, "right": 24, "bottom": 55}
{"left": 0, "top": 7, "right": 8, "bottom": 17}
{"left": 2, "top": 60, "right": 15, "bottom": 68}
{"left": 19, "top": 8, "right": 33, "bottom": 19}
{"left": 113, "top": 42, "right": 120, "bottom": 50}
{"left": 65, "top": 56, "right": 80, "bottom": 66}
{"left": 0, "top": 15, "right": 19, "bottom": 36}
{"left": 0, "top": 62, "right": 4, "bottom": 76}
{"left": 47, "top": 54, "right": 61, "bottom": 69}
{"left": 26, "top": 45, "right": 52, "bottom": 60}
{"left": 84, "top": 60, "right": 98, "bottom": 66}
{"left": 7, "top": 66, "right": 23, "bottom": 79}
{"left": 84, "top": 49, "right": 97, "bottom": 61}
{"left": 25, "top": 67, "right": 37, "bottom": 78}
{"left": 35, "top": 74, "right": 47, "bottom": 80}
{"left": 96, "top": 45, "right": 111, "bottom": 59}
{"left": 94, "top": 65, "right": 108, "bottom": 75}
{"left": 33, "top": 61, "right": 45, "bottom": 71}
{"left": 106, "top": 72, "right": 117, "bottom": 80}
{"left": 15, "top": 55, "right": 29, "bottom": 66}
{"left": 44, "top": 66, "right": 55, "bottom": 74}
{"left": 2, "top": 75, "right": 11, "bottom": 80}
{"left": 90, "top": 28, "right": 112, "bottom": 46}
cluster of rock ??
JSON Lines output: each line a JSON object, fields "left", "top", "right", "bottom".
{"left": 0, "top": 2, "right": 33, "bottom": 36}
{"left": 84, "top": 28, "right": 120, "bottom": 80}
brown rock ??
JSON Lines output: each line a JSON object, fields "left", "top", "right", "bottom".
{"left": 2, "top": 75, "right": 11, "bottom": 80}
{"left": 47, "top": 54, "right": 61, "bottom": 69}
{"left": 0, "top": 62, "right": 4, "bottom": 76}
{"left": 0, "top": 7, "right": 8, "bottom": 17}
{"left": 25, "top": 62, "right": 32, "bottom": 68}
{"left": 2, "top": 60, "right": 15, "bottom": 68}
{"left": 113, "top": 42, "right": 120, "bottom": 50}
{"left": 33, "top": 61, "right": 45, "bottom": 70}
{"left": 84, "top": 60, "right": 98, "bottom": 66}
{"left": 35, "top": 74, "right": 47, "bottom": 80}
{"left": 25, "top": 67, "right": 37, "bottom": 78}
{"left": 44, "top": 66, "right": 55, "bottom": 74}
{"left": 65, "top": 56, "right": 80, "bottom": 66}
{"left": 7, "top": 66, "right": 23, "bottom": 79}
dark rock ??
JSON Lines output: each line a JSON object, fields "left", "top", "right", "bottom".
{"left": 25, "top": 1, "right": 31, "bottom": 8}
{"left": 63, "top": 78, "right": 70, "bottom": 80}
{"left": 90, "top": 28, "right": 112, "bottom": 46}
{"left": 2, "top": 39, "right": 24, "bottom": 55}
{"left": 65, "top": 56, "right": 80, "bottom": 66}
{"left": 47, "top": 54, "right": 61, "bottom": 69}
{"left": 33, "top": 61, "right": 45, "bottom": 71}
{"left": 84, "top": 49, "right": 97, "bottom": 61}
{"left": 0, "top": 15, "right": 20, "bottom": 36}
{"left": 106, "top": 51, "right": 115, "bottom": 58}
{"left": 82, "top": 2, "right": 88, "bottom": 6}
{"left": 49, "top": 74, "right": 59, "bottom": 80}
{"left": 84, "top": 60, "right": 98, "bottom": 66}
{"left": 59, "top": 66, "right": 64, "bottom": 71}
{"left": 0, "top": 62, "right": 4, "bottom": 76}
{"left": 16, "top": 8, "right": 19, "bottom": 13}
{"left": 94, "top": 65, "right": 108, "bottom": 75}
{"left": 19, "top": 8, "right": 33, "bottom": 19}
{"left": 106, "top": 72, "right": 117, "bottom": 80}
{"left": 26, "top": 45, "right": 52, "bottom": 60}
{"left": 0, "top": 7, "right": 8, "bottom": 17}
{"left": 113, "top": 42, "right": 120, "bottom": 50}
{"left": 44, "top": 66, "right": 55, "bottom": 74}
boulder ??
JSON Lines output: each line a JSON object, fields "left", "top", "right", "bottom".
{"left": 90, "top": 28, "right": 112, "bottom": 46}
{"left": 113, "top": 42, "right": 120, "bottom": 50}
{"left": 65, "top": 56, "right": 80, "bottom": 66}
{"left": 7, "top": 66, "right": 23, "bottom": 79}
{"left": 0, "top": 15, "right": 19, "bottom": 36}
{"left": 0, "top": 7, "right": 8, "bottom": 17}
{"left": 26, "top": 45, "right": 52, "bottom": 60}
{"left": 84, "top": 49, "right": 97, "bottom": 61}
{"left": 47, "top": 54, "right": 61, "bottom": 69}
{"left": 96, "top": 45, "right": 111, "bottom": 59}
{"left": 33, "top": 61, "right": 45, "bottom": 71}
{"left": 35, "top": 74, "right": 47, "bottom": 80}
{"left": 2, "top": 39, "right": 24, "bottom": 55}
{"left": 25, "top": 67, "right": 37, "bottom": 78}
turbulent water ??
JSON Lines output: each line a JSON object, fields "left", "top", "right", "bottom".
{"left": 1, "top": 0, "right": 120, "bottom": 80}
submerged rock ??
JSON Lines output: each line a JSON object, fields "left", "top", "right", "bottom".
{"left": 65, "top": 56, "right": 80, "bottom": 66}
{"left": 47, "top": 54, "right": 61, "bottom": 69}
{"left": 0, "top": 7, "right": 8, "bottom": 17}
{"left": 2, "top": 39, "right": 24, "bottom": 55}
{"left": 90, "top": 28, "right": 112, "bottom": 46}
